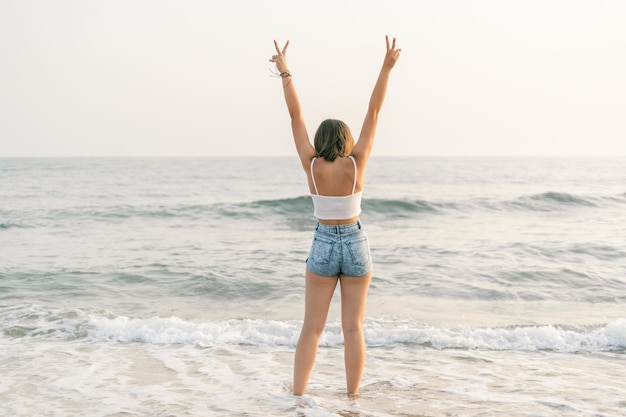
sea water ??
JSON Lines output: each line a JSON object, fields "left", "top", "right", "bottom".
{"left": 1, "top": 156, "right": 625, "bottom": 416}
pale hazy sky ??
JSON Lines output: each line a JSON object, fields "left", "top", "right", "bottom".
{"left": 1, "top": 0, "right": 625, "bottom": 157}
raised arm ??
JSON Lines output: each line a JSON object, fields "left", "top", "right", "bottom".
{"left": 271, "top": 40, "right": 316, "bottom": 167}
{"left": 352, "top": 36, "right": 401, "bottom": 164}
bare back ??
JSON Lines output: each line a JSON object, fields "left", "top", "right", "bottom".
{"left": 306, "top": 156, "right": 363, "bottom": 197}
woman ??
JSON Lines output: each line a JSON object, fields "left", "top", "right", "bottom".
{"left": 270, "top": 36, "right": 401, "bottom": 397}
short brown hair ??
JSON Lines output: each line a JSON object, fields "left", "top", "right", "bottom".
{"left": 313, "top": 119, "right": 355, "bottom": 162}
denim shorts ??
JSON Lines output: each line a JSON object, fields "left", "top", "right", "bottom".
{"left": 305, "top": 221, "right": 373, "bottom": 277}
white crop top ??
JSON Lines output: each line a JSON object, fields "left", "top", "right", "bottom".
{"left": 310, "top": 156, "right": 363, "bottom": 220}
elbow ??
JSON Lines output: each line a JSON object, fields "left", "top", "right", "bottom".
{"left": 367, "top": 108, "right": 380, "bottom": 121}
{"left": 368, "top": 99, "right": 383, "bottom": 116}
{"left": 290, "top": 111, "right": 304, "bottom": 123}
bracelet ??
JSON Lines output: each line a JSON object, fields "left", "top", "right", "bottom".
{"left": 269, "top": 68, "right": 292, "bottom": 78}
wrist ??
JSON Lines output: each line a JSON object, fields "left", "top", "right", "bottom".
{"left": 281, "top": 71, "right": 292, "bottom": 88}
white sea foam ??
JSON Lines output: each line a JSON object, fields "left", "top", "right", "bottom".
{"left": 84, "top": 313, "right": 626, "bottom": 353}
{"left": 87, "top": 314, "right": 301, "bottom": 347}
{"left": 2, "top": 305, "right": 624, "bottom": 352}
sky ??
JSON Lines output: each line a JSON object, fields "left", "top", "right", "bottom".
{"left": 1, "top": 0, "right": 625, "bottom": 157}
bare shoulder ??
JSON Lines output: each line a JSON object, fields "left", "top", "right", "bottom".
{"left": 299, "top": 153, "right": 317, "bottom": 172}
{"left": 349, "top": 153, "right": 369, "bottom": 172}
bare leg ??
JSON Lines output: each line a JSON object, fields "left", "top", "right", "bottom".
{"left": 293, "top": 268, "right": 338, "bottom": 396}
{"left": 339, "top": 271, "right": 372, "bottom": 395}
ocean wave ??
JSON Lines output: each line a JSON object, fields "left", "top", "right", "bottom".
{"left": 7, "top": 191, "right": 624, "bottom": 228}
{"left": 3, "top": 305, "right": 624, "bottom": 353}
{"left": 508, "top": 191, "right": 598, "bottom": 211}
{"left": 0, "top": 222, "right": 30, "bottom": 230}
{"left": 222, "top": 196, "right": 447, "bottom": 218}
{"left": 25, "top": 198, "right": 311, "bottom": 223}
{"left": 86, "top": 316, "right": 626, "bottom": 352}
{"left": 364, "top": 317, "right": 626, "bottom": 352}
{"left": 48, "top": 204, "right": 190, "bottom": 220}
{"left": 364, "top": 198, "right": 444, "bottom": 215}
{"left": 0, "top": 209, "right": 30, "bottom": 229}
{"left": 230, "top": 191, "right": 625, "bottom": 219}
{"left": 216, "top": 196, "right": 313, "bottom": 219}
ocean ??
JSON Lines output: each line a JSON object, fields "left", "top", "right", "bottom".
{"left": 1, "top": 156, "right": 625, "bottom": 417}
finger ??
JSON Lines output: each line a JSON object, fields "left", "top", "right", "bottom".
{"left": 391, "top": 37, "right": 396, "bottom": 51}
{"left": 385, "top": 35, "right": 390, "bottom": 50}
{"left": 282, "top": 40, "right": 290, "bottom": 55}
{"left": 274, "top": 40, "right": 281, "bottom": 54}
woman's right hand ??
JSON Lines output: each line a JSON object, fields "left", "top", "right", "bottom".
{"left": 270, "top": 40, "right": 290, "bottom": 74}
{"left": 382, "top": 35, "right": 401, "bottom": 70}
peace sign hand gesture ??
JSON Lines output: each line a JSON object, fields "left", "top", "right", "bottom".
{"left": 383, "top": 35, "right": 401, "bottom": 70}
{"left": 270, "top": 40, "right": 290, "bottom": 74}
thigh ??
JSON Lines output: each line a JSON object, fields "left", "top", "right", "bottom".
{"left": 302, "top": 268, "right": 339, "bottom": 330}
{"left": 339, "top": 272, "right": 372, "bottom": 328}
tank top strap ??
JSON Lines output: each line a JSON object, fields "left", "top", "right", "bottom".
{"left": 348, "top": 156, "right": 357, "bottom": 194}
{"left": 310, "top": 157, "right": 319, "bottom": 195}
